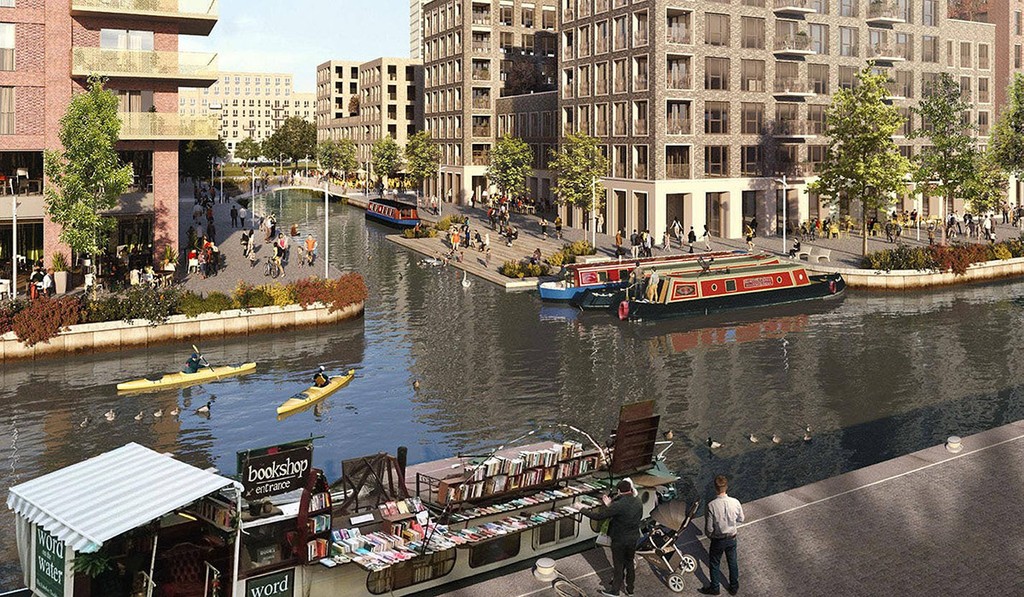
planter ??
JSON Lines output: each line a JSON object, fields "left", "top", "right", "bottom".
{"left": 54, "top": 271, "right": 69, "bottom": 295}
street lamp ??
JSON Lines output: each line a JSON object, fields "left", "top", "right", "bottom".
{"left": 324, "top": 178, "right": 330, "bottom": 278}
{"left": 590, "top": 177, "right": 597, "bottom": 248}
{"left": 278, "top": 153, "right": 284, "bottom": 177}
{"left": 10, "top": 192, "right": 17, "bottom": 300}
{"left": 250, "top": 166, "right": 257, "bottom": 219}
{"left": 774, "top": 175, "right": 788, "bottom": 255}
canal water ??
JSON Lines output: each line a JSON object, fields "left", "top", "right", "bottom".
{"left": 3, "top": 188, "right": 1024, "bottom": 586}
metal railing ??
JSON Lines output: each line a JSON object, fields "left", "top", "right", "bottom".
{"left": 118, "top": 112, "right": 219, "bottom": 140}
{"left": 472, "top": 151, "right": 490, "bottom": 165}
{"left": 472, "top": 69, "right": 491, "bottom": 80}
{"left": 666, "top": 163, "right": 691, "bottom": 179}
{"left": 666, "top": 117, "right": 692, "bottom": 134}
{"left": 667, "top": 25, "right": 690, "bottom": 44}
{"left": 634, "top": 164, "right": 648, "bottom": 179}
{"left": 773, "top": 79, "right": 813, "bottom": 93}
{"left": 774, "top": 121, "right": 813, "bottom": 136}
{"left": 634, "top": 118, "right": 648, "bottom": 135}
{"left": 472, "top": 126, "right": 491, "bottom": 137}
{"left": 667, "top": 74, "right": 691, "bottom": 90}
{"left": 472, "top": 43, "right": 491, "bottom": 53}
{"left": 472, "top": 97, "right": 490, "bottom": 109}
{"left": 71, "top": 47, "right": 218, "bottom": 80}
{"left": 773, "top": 35, "right": 812, "bottom": 52}
{"left": 774, "top": 0, "right": 814, "bottom": 10}
{"left": 867, "top": 1, "right": 905, "bottom": 21}
{"left": 635, "top": 75, "right": 649, "bottom": 90}
{"left": 867, "top": 43, "right": 909, "bottom": 60}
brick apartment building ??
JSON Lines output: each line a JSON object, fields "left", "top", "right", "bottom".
{"left": 1, "top": 0, "right": 218, "bottom": 274}
{"left": 317, "top": 57, "right": 424, "bottom": 169}
{"left": 179, "top": 72, "right": 315, "bottom": 158}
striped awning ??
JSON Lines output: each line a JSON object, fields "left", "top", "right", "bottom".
{"left": 6, "top": 442, "right": 240, "bottom": 553}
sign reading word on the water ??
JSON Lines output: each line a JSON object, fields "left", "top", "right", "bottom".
{"left": 238, "top": 441, "right": 313, "bottom": 499}
{"left": 34, "top": 526, "right": 65, "bottom": 597}
{"left": 246, "top": 569, "right": 294, "bottom": 597}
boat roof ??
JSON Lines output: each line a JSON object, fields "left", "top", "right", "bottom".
{"left": 370, "top": 198, "right": 418, "bottom": 209}
{"left": 665, "top": 262, "right": 809, "bottom": 281}
{"left": 570, "top": 251, "right": 754, "bottom": 272}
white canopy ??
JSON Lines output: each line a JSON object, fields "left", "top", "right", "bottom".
{"left": 6, "top": 442, "right": 241, "bottom": 553}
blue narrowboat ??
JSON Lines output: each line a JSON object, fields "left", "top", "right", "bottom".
{"left": 365, "top": 198, "right": 420, "bottom": 228}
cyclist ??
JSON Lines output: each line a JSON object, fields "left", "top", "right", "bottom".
{"left": 304, "top": 234, "right": 317, "bottom": 266}
{"left": 272, "top": 238, "right": 285, "bottom": 277}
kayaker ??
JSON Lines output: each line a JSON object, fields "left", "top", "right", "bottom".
{"left": 313, "top": 366, "right": 331, "bottom": 388}
{"left": 183, "top": 352, "right": 207, "bottom": 374}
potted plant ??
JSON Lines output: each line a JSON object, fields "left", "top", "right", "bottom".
{"left": 51, "top": 252, "right": 69, "bottom": 295}
{"left": 161, "top": 245, "right": 179, "bottom": 272}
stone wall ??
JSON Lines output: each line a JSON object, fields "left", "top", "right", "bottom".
{"left": 0, "top": 301, "right": 364, "bottom": 362}
{"left": 804, "top": 257, "right": 1024, "bottom": 290}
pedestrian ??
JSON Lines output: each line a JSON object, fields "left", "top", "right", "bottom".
{"left": 584, "top": 479, "right": 643, "bottom": 597}
{"left": 41, "top": 268, "right": 55, "bottom": 297}
{"left": 671, "top": 217, "right": 682, "bottom": 243}
{"left": 687, "top": 226, "right": 696, "bottom": 254}
{"left": 485, "top": 246, "right": 492, "bottom": 267}
{"left": 703, "top": 224, "right": 712, "bottom": 251}
{"left": 662, "top": 230, "right": 670, "bottom": 251}
{"left": 239, "top": 205, "right": 248, "bottom": 229}
{"left": 615, "top": 229, "right": 624, "bottom": 257}
{"left": 230, "top": 205, "right": 238, "bottom": 228}
{"left": 207, "top": 221, "right": 216, "bottom": 244}
{"left": 744, "top": 225, "right": 755, "bottom": 252}
{"left": 700, "top": 475, "right": 745, "bottom": 596}
{"left": 541, "top": 218, "right": 548, "bottom": 237}
{"left": 554, "top": 215, "right": 563, "bottom": 240}
{"left": 630, "top": 229, "right": 639, "bottom": 259}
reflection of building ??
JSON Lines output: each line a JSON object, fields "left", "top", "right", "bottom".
{"left": 179, "top": 72, "right": 315, "bottom": 157}
{"left": 316, "top": 58, "right": 424, "bottom": 166}
{"left": 1, "top": 0, "right": 220, "bottom": 267}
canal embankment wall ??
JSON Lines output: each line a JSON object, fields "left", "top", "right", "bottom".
{"left": 0, "top": 301, "right": 364, "bottom": 362}
{"left": 804, "top": 256, "right": 1024, "bottom": 290}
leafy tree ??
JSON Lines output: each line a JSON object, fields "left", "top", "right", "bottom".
{"left": 179, "top": 138, "right": 227, "bottom": 180}
{"left": 990, "top": 73, "right": 1024, "bottom": 180}
{"left": 44, "top": 76, "right": 134, "bottom": 261}
{"left": 317, "top": 139, "right": 358, "bottom": 176}
{"left": 550, "top": 132, "right": 610, "bottom": 212}
{"left": 371, "top": 136, "right": 402, "bottom": 185}
{"left": 488, "top": 135, "right": 534, "bottom": 199}
{"left": 348, "top": 96, "right": 360, "bottom": 116}
{"left": 404, "top": 131, "right": 440, "bottom": 196}
{"left": 948, "top": 0, "right": 987, "bottom": 20}
{"left": 963, "top": 150, "right": 1007, "bottom": 215}
{"left": 265, "top": 116, "right": 316, "bottom": 164}
{"left": 234, "top": 137, "right": 262, "bottom": 163}
{"left": 912, "top": 73, "right": 982, "bottom": 244}
{"left": 808, "top": 66, "right": 911, "bottom": 256}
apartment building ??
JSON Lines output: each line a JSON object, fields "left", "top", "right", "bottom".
{"left": 420, "top": 0, "right": 559, "bottom": 203}
{"left": 1, "top": 0, "right": 218, "bottom": 268}
{"left": 495, "top": 91, "right": 559, "bottom": 200}
{"left": 412, "top": 0, "right": 424, "bottom": 59}
{"left": 316, "top": 59, "right": 360, "bottom": 134}
{"left": 559, "top": 0, "right": 996, "bottom": 239}
{"left": 179, "top": 71, "right": 315, "bottom": 157}
{"left": 949, "top": 2, "right": 1024, "bottom": 116}
{"left": 318, "top": 57, "right": 424, "bottom": 166}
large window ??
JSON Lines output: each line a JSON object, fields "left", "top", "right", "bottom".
{"left": 922, "top": 0, "right": 938, "bottom": 26}
{"left": 809, "top": 23, "right": 828, "bottom": 55}
{"left": 741, "top": 102, "right": 763, "bottom": 134}
{"left": 704, "top": 146, "right": 729, "bottom": 177}
{"left": 704, "top": 101, "right": 729, "bottom": 134}
{"left": 705, "top": 57, "right": 730, "bottom": 90}
{"left": 839, "top": 27, "right": 858, "bottom": 57}
{"left": 705, "top": 13, "right": 730, "bottom": 47}
{"left": 0, "top": 23, "right": 12, "bottom": 71}
{"left": 839, "top": 0, "right": 857, "bottom": 17}
{"left": 100, "top": 28, "right": 155, "bottom": 51}
{"left": 741, "top": 59, "right": 764, "bottom": 92}
{"left": 0, "top": 86, "right": 13, "bottom": 134}
{"left": 979, "top": 44, "right": 990, "bottom": 70}
{"left": 741, "top": 17, "right": 764, "bottom": 49}
{"left": 922, "top": 35, "right": 938, "bottom": 63}
{"left": 808, "top": 64, "right": 829, "bottom": 95}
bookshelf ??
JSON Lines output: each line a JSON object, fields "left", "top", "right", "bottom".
{"left": 296, "top": 468, "right": 333, "bottom": 564}
{"left": 416, "top": 442, "right": 605, "bottom": 507}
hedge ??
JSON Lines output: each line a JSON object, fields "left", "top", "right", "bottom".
{"left": 862, "top": 238, "right": 1024, "bottom": 275}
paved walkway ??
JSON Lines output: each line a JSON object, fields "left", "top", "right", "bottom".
{"left": 436, "top": 420, "right": 1024, "bottom": 597}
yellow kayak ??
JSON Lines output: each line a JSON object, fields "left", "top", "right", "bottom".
{"left": 117, "top": 362, "right": 257, "bottom": 392}
{"left": 276, "top": 369, "right": 355, "bottom": 416}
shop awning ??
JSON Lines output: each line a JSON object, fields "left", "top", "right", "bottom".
{"left": 6, "top": 442, "right": 241, "bottom": 553}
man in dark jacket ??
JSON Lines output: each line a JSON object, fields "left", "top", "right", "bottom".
{"left": 585, "top": 479, "right": 643, "bottom": 596}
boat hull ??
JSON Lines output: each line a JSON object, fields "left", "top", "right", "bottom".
{"left": 276, "top": 369, "right": 355, "bottom": 416}
{"left": 539, "top": 281, "right": 623, "bottom": 302}
{"left": 364, "top": 211, "right": 419, "bottom": 228}
{"left": 626, "top": 274, "right": 845, "bottom": 321}
{"left": 116, "top": 362, "right": 257, "bottom": 392}
{"left": 572, "top": 287, "right": 626, "bottom": 310}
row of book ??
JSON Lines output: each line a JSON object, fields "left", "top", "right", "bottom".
{"left": 438, "top": 505, "right": 595, "bottom": 546}
{"left": 377, "top": 496, "right": 425, "bottom": 518}
{"left": 306, "top": 514, "right": 331, "bottom": 534}
{"left": 309, "top": 491, "right": 331, "bottom": 512}
{"left": 448, "top": 482, "right": 605, "bottom": 523}
{"left": 450, "top": 463, "right": 595, "bottom": 502}
{"left": 467, "top": 442, "right": 588, "bottom": 482}
{"left": 306, "top": 538, "right": 330, "bottom": 561}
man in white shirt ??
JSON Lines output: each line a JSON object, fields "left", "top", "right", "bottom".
{"left": 701, "top": 475, "right": 745, "bottom": 595}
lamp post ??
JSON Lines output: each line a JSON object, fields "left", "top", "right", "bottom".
{"left": 774, "top": 175, "right": 788, "bottom": 255}
{"left": 590, "top": 177, "right": 597, "bottom": 248}
{"left": 324, "top": 178, "right": 330, "bottom": 279}
{"left": 250, "top": 166, "right": 257, "bottom": 218}
{"left": 10, "top": 192, "right": 16, "bottom": 300}
{"left": 278, "top": 153, "right": 284, "bottom": 177}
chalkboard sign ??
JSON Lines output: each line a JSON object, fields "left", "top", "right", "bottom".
{"left": 238, "top": 441, "right": 313, "bottom": 500}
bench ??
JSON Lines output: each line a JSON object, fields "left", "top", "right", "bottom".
{"left": 796, "top": 248, "right": 812, "bottom": 260}
{"left": 810, "top": 247, "right": 831, "bottom": 263}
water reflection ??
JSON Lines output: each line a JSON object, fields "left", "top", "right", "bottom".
{"left": 4, "top": 190, "right": 1024, "bottom": 587}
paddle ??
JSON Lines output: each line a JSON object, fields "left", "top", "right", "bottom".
{"left": 192, "top": 344, "right": 219, "bottom": 380}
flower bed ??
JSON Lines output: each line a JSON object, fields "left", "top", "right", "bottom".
{"left": 0, "top": 274, "right": 368, "bottom": 347}
{"left": 499, "top": 260, "right": 550, "bottom": 279}
{"left": 861, "top": 238, "right": 1024, "bottom": 275}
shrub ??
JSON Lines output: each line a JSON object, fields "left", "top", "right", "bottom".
{"left": 863, "top": 240, "right": 1018, "bottom": 276}
{"left": 261, "top": 283, "right": 297, "bottom": 307}
{"left": 433, "top": 215, "right": 464, "bottom": 231}
{"left": 291, "top": 274, "right": 368, "bottom": 312}
{"left": 994, "top": 244, "right": 1013, "bottom": 261}
{"left": 233, "top": 282, "right": 275, "bottom": 309}
{"left": 117, "top": 286, "right": 181, "bottom": 324}
{"left": 12, "top": 296, "right": 82, "bottom": 346}
{"left": 179, "top": 291, "right": 236, "bottom": 318}
{"left": 0, "top": 299, "right": 27, "bottom": 335}
{"left": 546, "top": 250, "right": 566, "bottom": 268}
{"left": 402, "top": 227, "right": 438, "bottom": 239}
{"left": 498, "top": 260, "right": 549, "bottom": 278}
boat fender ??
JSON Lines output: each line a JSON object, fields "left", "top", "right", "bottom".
{"left": 618, "top": 300, "right": 630, "bottom": 321}
{"left": 829, "top": 278, "right": 837, "bottom": 294}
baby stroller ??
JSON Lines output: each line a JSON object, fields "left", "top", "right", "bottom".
{"left": 635, "top": 499, "right": 700, "bottom": 593}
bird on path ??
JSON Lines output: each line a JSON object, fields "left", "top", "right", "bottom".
{"left": 707, "top": 437, "right": 723, "bottom": 450}
{"left": 748, "top": 434, "right": 759, "bottom": 443}
{"left": 104, "top": 409, "right": 116, "bottom": 422}
{"left": 134, "top": 411, "right": 144, "bottom": 421}
{"left": 772, "top": 434, "right": 782, "bottom": 444}
{"left": 803, "top": 426, "right": 813, "bottom": 442}
{"left": 153, "top": 409, "right": 163, "bottom": 418}
{"left": 196, "top": 401, "right": 212, "bottom": 415}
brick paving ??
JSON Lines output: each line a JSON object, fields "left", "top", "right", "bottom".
{"left": 435, "top": 420, "right": 1024, "bottom": 597}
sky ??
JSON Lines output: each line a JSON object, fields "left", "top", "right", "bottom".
{"left": 180, "top": 0, "right": 410, "bottom": 93}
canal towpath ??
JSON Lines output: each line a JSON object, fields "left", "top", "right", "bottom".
{"left": 434, "top": 419, "right": 1024, "bottom": 597}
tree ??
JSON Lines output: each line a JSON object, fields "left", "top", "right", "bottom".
{"left": 488, "top": 135, "right": 534, "bottom": 199}
{"left": 990, "top": 73, "right": 1024, "bottom": 180}
{"left": 807, "top": 66, "right": 911, "bottom": 256}
{"left": 44, "top": 75, "right": 134, "bottom": 261}
{"left": 963, "top": 149, "right": 1007, "bottom": 215}
{"left": 317, "top": 139, "right": 358, "bottom": 176}
{"left": 348, "top": 96, "right": 360, "bottom": 116}
{"left": 265, "top": 116, "right": 316, "bottom": 164}
{"left": 179, "top": 138, "right": 227, "bottom": 180}
{"left": 371, "top": 136, "right": 402, "bottom": 185}
{"left": 550, "top": 132, "right": 610, "bottom": 214}
{"left": 948, "top": 0, "right": 987, "bottom": 20}
{"left": 234, "top": 137, "right": 262, "bottom": 163}
{"left": 912, "top": 73, "right": 982, "bottom": 244}
{"left": 404, "top": 131, "right": 440, "bottom": 196}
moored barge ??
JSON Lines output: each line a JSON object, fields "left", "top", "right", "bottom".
{"left": 365, "top": 198, "right": 420, "bottom": 228}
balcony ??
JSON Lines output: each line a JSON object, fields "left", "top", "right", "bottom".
{"left": 665, "top": 163, "right": 691, "bottom": 179}
{"left": 72, "top": 47, "right": 218, "bottom": 86}
{"left": 70, "top": 0, "right": 218, "bottom": 36}
{"left": 472, "top": 69, "right": 491, "bottom": 81}
{"left": 472, "top": 126, "right": 491, "bottom": 137}
{"left": 773, "top": 0, "right": 817, "bottom": 15}
{"left": 635, "top": 31, "right": 649, "bottom": 45}
{"left": 773, "top": 79, "right": 816, "bottom": 98}
{"left": 118, "top": 112, "right": 219, "bottom": 140}
{"left": 667, "top": 25, "right": 690, "bottom": 45}
{"left": 867, "top": 43, "right": 908, "bottom": 62}
{"left": 773, "top": 35, "right": 815, "bottom": 57}
{"left": 867, "top": 2, "right": 906, "bottom": 25}
{"left": 634, "top": 75, "right": 649, "bottom": 90}
{"left": 634, "top": 164, "right": 648, "bottom": 179}
{"left": 773, "top": 121, "right": 816, "bottom": 140}
{"left": 472, "top": 150, "right": 490, "bottom": 165}
{"left": 472, "top": 97, "right": 490, "bottom": 109}
{"left": 471, "top": 13, "right": 491, "bottom": 25}
{"left": 884, "top": 82, "right": 908, "bottom": 100}
{"left": 635, "top": 118, "right": 648, "bottom": 135}
{"left": 472, "top": 43, "right": 491, "bottom": 53}
{"left": 666, "top": 117, "right": 692, "bottom": 135}
{"left": 667, "top": 74, "right": 691, "bottom": 90}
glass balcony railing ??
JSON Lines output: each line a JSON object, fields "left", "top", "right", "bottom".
{"left": 71, "top": 0, "right": 218, "bottom": 35}
{"left": 119, "top": 113, "right": 219, "bottom": 140}
{"left": 72, "top": 47, "right": 218, "bottom": 83}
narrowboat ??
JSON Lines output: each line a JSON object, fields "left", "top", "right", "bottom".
{"left": 572, "top": 253, "right": 781, "bottom": 310}
{"left": 619, "top": 262, "right": 845, "bottom": 321}
{"left": 365, "top": 198, "right": 420, "bottom": 228}
{"left": 538, "top": 250, "right": 746, "bottom": 302}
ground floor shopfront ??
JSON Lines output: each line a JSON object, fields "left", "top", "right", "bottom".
{"left": 426, "top": 166, "right": 555, "bottom": 209}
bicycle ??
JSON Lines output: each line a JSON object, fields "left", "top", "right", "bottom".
{"left": 264, "top": 255, "right": 282, "bottom": 279}
{"left": 301, "top": 249, "right": 316, "bottom": 268}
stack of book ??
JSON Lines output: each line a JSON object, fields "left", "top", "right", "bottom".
{"left": 448, "top": 481, "right": 605, "bottom": 523}
{"left": 377, "top": 496, "right": 426, "bottom": 518}
{"left": 306, "top": 514, "right": 331, "bottom": 533}
{"left": 309, "top": 491, "right": 331, "bottom": 511}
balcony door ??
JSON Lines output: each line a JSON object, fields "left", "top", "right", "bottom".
{"left": 100, "top": 29, "right": 154, "bottom": 51}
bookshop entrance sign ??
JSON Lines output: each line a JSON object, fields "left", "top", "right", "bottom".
{"left": 245, "top": 569, "right": 294, "bottom": 597}
{"left": 238, "top": 440, "right": 314, "bottom": 499}
{"left": 34, "top": 526, "right": 65, "bottom": 597}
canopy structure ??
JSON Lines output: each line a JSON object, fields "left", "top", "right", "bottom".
{"left": 6, "top": 442, "right": 241, "bottom": 553}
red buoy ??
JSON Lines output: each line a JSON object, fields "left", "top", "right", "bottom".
{"left": 618, "top": 300, "right": 630, "bottom": 321}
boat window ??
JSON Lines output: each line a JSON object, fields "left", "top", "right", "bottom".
{"left": 239, "top": 519, "right": 299, "bottom": 576}
{"left": 534, "top": 517, "right": 578, "bottom": 548}
{"left": 468, "top": 533, "right": 521, "bottom": 568}
{"left": 618, "top": 269, "right": 630, "bottom": 281}
{"left": 725, "top": 280, "right": 737, "bottom": 292}
{"left": 597, "top": 272, "right": 608, "bottom": 282}
{"left": 366, "top": 548, "right": 457, "bottom": 594}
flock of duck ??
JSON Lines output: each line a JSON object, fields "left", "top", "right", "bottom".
{"left": 80, "top": 401, "right": 212, "bottom": 428}
{"left": 707, "top": 426, "right": 813, "bottom": 450}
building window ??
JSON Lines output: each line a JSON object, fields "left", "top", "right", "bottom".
{"left": 741, "top": 60, "right": 764, "bottom": 92}
{"left": 741, "top": 17, "right": 764, "bottom": 49}
{"left": 0, "top": 23, "right": 12, "bottom": 71}
{"left": 704, "top": 57, "right": 730, "bottom": 91}
{"left": 808, "top": 63, "right": 829, "bottom": 95}
{"left": 705, "top": 13, "right": 730, "bottom": 47}
{"left": 741, "top": 102, "right": 763, "bottom": 134}
{"left": 809, "top": 23, "right": 828, "bottom": 55}
{"left": 960, "top": 42, "right": 971, "bottom": 69}
{"left": 979, "top": 78, "right": 990, "bottom": 104}
{"left": 705, "top": 101, "right": 729, "bottom": 134}
{"left": 839, "top": 27, "right": 858, "bottom": 57}
{"left": 1017, "top": 45, "right": 1022, "bottom": 70}
{"left": 978, "top": 44, "right": 989, "bottom": 70}
{"left": 978, "top": 111, "right": 990, "bottom": 136}
{"left": 922, "top": 0, "right": 938, "bottom": 26}
{"left": 960, "top": 77, "right": 971, "bottom": 102}
{"left": 839, "top": 66, "right": 857, "bottom": 90}
{"left": 741, "top": 146, "right": 761, "bottom": 176}
{"left": 704, "top": 146, "right": 729, "bottom": 177}
{"left": 808, "top": 104, "right": 826, "bottom": 134}
{"left": 922, "top": 35, "right": 938, "bottom": 63}
{"left": 840, "top": 0, "right": 857, "bottom": 17}
{"left": 0, "top": 86, "right": 13, "bottom": 134}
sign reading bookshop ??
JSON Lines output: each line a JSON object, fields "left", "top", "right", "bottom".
{"left": 237, "top": 440, "right": 313, "bottom": 500}
{"left": 34, "top": 526, "right": 65, "bottom": 597}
